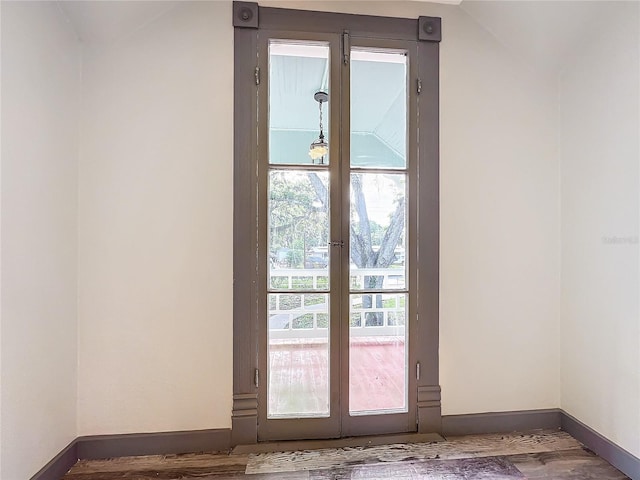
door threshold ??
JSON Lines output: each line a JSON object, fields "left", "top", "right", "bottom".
{"left": 232, "top": 432, "right": 445, "bottom": 454}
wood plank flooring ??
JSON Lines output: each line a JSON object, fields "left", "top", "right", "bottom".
{"left": 63, "top": 430, "right": 629, "bottom": 480}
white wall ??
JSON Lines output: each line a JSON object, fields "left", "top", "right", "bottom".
{"left": 0, "top": 2, "right": 80, "bottom": 479}
{"left": 435, "top": 2, "right": 560, "bottom": 415}
{"left": 77, "top": 1, "right": 234, "bottom": 435}
{"left": 77, "top": 0, "right": 559, "bottom": 436}
{"left": 560, "top": 2, "right": 640, "bottom": 458}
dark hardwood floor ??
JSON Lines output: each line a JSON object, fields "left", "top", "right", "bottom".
{"left": 63, "top": 430, "right": 629, "bottom": 479}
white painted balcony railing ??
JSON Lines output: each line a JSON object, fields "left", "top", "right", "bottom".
{"left": 269, "top": 267, "right": 406, "bottom": 290}
{"left": 269, "top": 268, "right": 406, "bottom": 340}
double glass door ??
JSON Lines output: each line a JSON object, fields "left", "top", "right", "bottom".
{"left": 258, "top": 31, "right": 418, "bottom": 440}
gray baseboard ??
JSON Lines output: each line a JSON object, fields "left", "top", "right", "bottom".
{"left": 561, "top": 411, "right": 640, "bottom": 480}
{"left": 443, "top": 408, "right": 640, "bottom": 480}
{"left": 76, "top": 428, "right": 232, "bottom": 460}
{"left": 29, "top": 428, "right": 231, "bottom": 480}
{"left": 30, "top": 411, "right": 640, "bottom": 480}
{"left": 30, "top": 441, "right": 77, "bottom": 480}
{"left": 442, "top": 408, "right": 562, "bottom": 436}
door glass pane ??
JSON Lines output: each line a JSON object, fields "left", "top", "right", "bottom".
{"left": 268, "top": 293, "right": 330, "bottom": 418}
{"left": 351, "top": 49, "right": 407, "bottom": 169}
{"left": 350, "top": 173, "right": 406, "bottom": 290}
{"left": 269, "top": 41, "right": 331, "bottom": 165}
{"left": 349, "top": 293, "right": 407, "bottom": 414}
{"left": 269, "top": 170, "right": 329, "bottom": 290}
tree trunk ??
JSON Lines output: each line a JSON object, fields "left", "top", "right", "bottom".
{"left": 308, "top": 171, "right": 405, "bottom": 327}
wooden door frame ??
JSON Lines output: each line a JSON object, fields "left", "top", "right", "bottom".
{"left": 231, "top": 1, "right": 441, "bottom": 445}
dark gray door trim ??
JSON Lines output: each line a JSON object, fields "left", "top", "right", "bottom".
{"left": 232, "top": 1, "right": 441, "bottom": 444}
{"left": 232, "top": 22, "right": 259, "bottom": 446}
{"left": 233, "top": 2, "right": 442, "bottom": 43}
{"left": 415, "top": 38, "right": 441, "bottom": 434}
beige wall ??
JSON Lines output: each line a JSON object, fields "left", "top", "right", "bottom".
{"left": 559, "top": 2, "right": 640, "bottom": 458}
{"left": 77, "top": 0, "right": 560, "bottom": 435}
{"left": 434, "top": 3, "right": 560, "bottom": 414}
{"left": 77, "top": 1, "right": 234, "bottom": 435}
{"left": 0, "top": 2, "right": 80, "bottom": 478}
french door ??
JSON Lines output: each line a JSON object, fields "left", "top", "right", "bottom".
{"left": 232, "top": 4, "right": 441, "bottom": 446}
{"left": 257, "top": 30, "right": 417, "bottom": 441}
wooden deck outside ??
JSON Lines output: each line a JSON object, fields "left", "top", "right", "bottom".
{"left": 269, "top": 337, "right": 406, "bottom": 416}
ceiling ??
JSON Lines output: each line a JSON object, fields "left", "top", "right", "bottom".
{"left": 58, "top": 0, "right": 613, "bottom": 75}
{"left": 58, "top": 1, "right": 181, "bottom": 45}
{"left": 459, "top": 1, "right": 612, "bottom": 75}
{"left": 56, "top": 0, "right": 616, "bottom": 166}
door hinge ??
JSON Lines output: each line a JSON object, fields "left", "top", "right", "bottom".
{"left": 255, "top": 67, "right": 261, "bottom": 86}
{"left": 416, "top": 362, "right": 421, "bottom": 380}
{"left": 342, "top": 30, "right": 350, "bottom": 65}
{"left": 254, "top": 368, "right": 260, "bottom": 387}
{"left": 417, "top": 78, "right": 422, "bottom": 95}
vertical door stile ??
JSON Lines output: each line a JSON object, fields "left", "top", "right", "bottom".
{"left": 329, "top": 35, "right": 345, "bottom": 433}
{"left": 407, "top": 41, "right": 420, "bottom": 431}
{"left": 256, "top": 31, "right": 269, "bottom": 440}
{"left": 339, "top": 29, "right": 352, "bottom": 437}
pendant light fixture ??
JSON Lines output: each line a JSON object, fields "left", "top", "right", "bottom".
{"left": 309, "top": 91, "right": 329, "bottom": 164}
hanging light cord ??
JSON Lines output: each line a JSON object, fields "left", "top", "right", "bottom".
{"left": 318, "top": 100, "right": 325, "bottom": 140}
{"left": 309, "top": 92, "right": 329, "bottom": 163}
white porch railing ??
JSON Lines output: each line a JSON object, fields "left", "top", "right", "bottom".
{"left": 269, "top": 268, "right": 406, "bottom": 340}
{"left": 269, "top": 267, "right": 406, "bottom": 290}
